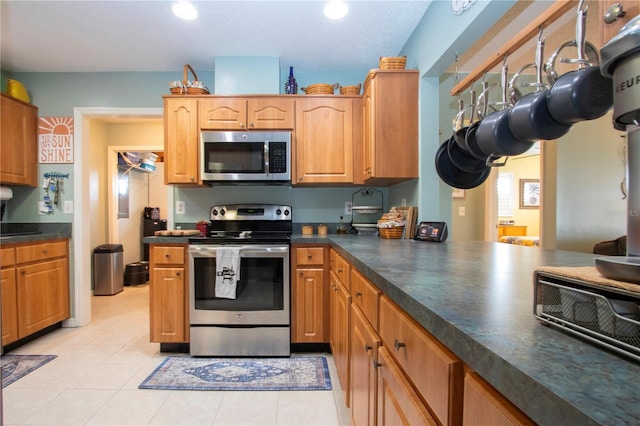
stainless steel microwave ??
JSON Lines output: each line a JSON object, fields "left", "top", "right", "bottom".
{"left": 200, "top": 131, "right": 291, "bottom": 183}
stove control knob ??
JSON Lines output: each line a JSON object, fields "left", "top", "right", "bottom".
{"left": 284, "top": 209, "right": 290, "bottom": 216}
{"left": 211, "top": 209, "right": 218, "bottom": 216}
{"left": 276, "top": 208, "right": 282, "bottom": 216}
{"left": 220, "top": 209, "right": 226, "bottom": 216}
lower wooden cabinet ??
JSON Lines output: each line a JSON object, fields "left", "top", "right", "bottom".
{"left": 330, "top": 268, "right": 351, "bottom": 406}
{"left": 350, "top": 303, "right": 381, "bottom": 426}
{"left": 1, "top": 239, "right": 70, "bottom": 347}
{"left": 462, "top": 372, "right": 535, "bottom": 426}
{"left": 291, "top": 245, "right": 329, "bottom": 343}
{"left": 149, "top": 244, "right": 189, "bottom": 343}
{"left": 377, "top": 346, "right": 438, "bottom": 426}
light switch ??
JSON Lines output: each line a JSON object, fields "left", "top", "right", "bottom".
{"left": 63, "top": 200, "right": 73, "bottom": 214}
{"left": 458, "top": 206, "right": 465, "bottom": 216}
{"left": 176, "top": 201, "right": 186, "bottom": 215}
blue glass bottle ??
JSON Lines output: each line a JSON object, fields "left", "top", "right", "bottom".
{"left": 285, "top": 66, "right": 298, "bottom": 94}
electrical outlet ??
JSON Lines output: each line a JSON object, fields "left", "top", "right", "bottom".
{"left": 63, "top": 200, "right": 73, "bottom": 214}
{"left": 401, "top": 198, "right": 407, "bottom": 207}
{"left": 459, "top": 206, "right": 466, "bottom": 216}
{"left": 176, "top": 201, "right": 186, "bottom": 215}
{"left": 345, "top": 201, "right": 352, "bottom": 214}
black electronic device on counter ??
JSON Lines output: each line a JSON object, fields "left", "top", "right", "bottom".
{"left": 414, "top": 221, "right": 448, "bottom": 242}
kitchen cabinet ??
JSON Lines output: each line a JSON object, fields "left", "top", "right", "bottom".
{"left": 377, "top": 345, "right": 439, "bottom": 426}
{"left": 149, "top": 244, "right": 189, "bottom": 343}
{"left": 350, "top": 302, "right": 381, "bottom": 426}
{"left": 351, "top": 268, "right": 381, "bottom": 329}
{"left": 1, "top": 239, "right": 70, "bottom": 346}
{"left": 379, "top": 295, "right": 463, "bottom": 426}
{"left": 199, "top": 97, "right": 295, "bottom": 130}
{"left": 1, "top": 247, "right": 18, "bottom": 345}
{"left": 357, "top": 70, "right": 418, "bottom": 186}
{"left": 291, "top": 245, "right": 329, "bottom": 343}
{"left": 0, "top": 93, "right": 38, "bottom": 187}
{"left": 164, "top": 97, "right": 201, "bottom": 185}
{"left": 497, "top": 225, "right": 527, "bottom": 237}
{"left": 329, "top": 248, "right": 351, "bottom": 406}
{"left": 600, "top": 1, "right": 640, "bottom": 45}
{"left": 294, "top": 97, "right": 355, "bottom": 184}
{"left": 462, "top": 371, "right": 535, "bottom": 426}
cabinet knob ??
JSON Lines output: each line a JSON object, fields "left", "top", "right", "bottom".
{"left": 355, "top": 291, "right": 362, "bottom": 298}
{"left": 165, "top": 253, "right": 170, "bottom": 258}
{"left": 307, "top": 254, "right": 313, "bottom": 259}
{"left": 190, "top": 176, "right": 195, "bottom": 182}
{"left": 249, "top": 122, "right": 255, "bottom": 127}
{"left": 298, "top": 177, "right": 303, "bottom": 182}
{"left": 364, "top": 344, "right": 372, "bottom": 352}
{"left": 43, "top": 250, "right": 48, "bottom": 255}
{"left": 176, "top": 272, "right": 181, "bottom": 277}
{"left": 394, "top": 338, "right": 406, "bottom": 351}
{"left": 240, "top": 122, "right": 245, "bottom": 128}
{"left": 337, "top": 268, "right": 343, "bottom": 273}
{"left": 373, "top": 360, "right": 382, "bottom": 368}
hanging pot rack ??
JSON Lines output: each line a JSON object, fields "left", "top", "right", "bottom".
{"left": 450, "top": 0, "right": 577, "bottom": 97}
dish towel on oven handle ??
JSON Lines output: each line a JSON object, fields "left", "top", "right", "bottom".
{"left": 215, "top": 247, "right": 240, "bottom": 299}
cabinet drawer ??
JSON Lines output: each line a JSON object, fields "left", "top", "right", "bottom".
{"left": 351, "top": 268, "right": 380, "bottom": 329}
{"left": 296, "top": 247, "right": 324, "bottom": 266}
{"left": 329, "top": 249, "right": 350, "bottom": 289}
{"left": 1, "top": 247, "right": 16, "bottom": 267}
{"left": 463, "top": 372, "right": 534, "bottom": 426}
{"left": 153, "top": 246, "right": 185, "bottom": 265}
{"left": 16, "top": 240, "right": 67, "bottom": 264}
{"left": 379, "top": 295, "right": 463, "bottom": 426}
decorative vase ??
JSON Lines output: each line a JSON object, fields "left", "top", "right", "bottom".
{"left": 285, "top": 66, "right": 298, "bottom": 95}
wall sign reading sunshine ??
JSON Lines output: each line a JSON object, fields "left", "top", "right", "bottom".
{"left": 38, "top": 117, "right": 74, "bottom": 163}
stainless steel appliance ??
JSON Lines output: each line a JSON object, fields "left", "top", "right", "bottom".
{"left": 596, "top": 15, "right": 640, "bottom": 283}
{"left": 188, "top": 204, "right": 292, "bottom": 356}
{"left": 200, "top": 131, "right": 291, "bottom": 183}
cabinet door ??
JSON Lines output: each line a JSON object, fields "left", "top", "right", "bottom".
{"left": 16, "top": 258, "right": 70, "bottom": 338}
{"left": 360, "top": 80, "right": 375, "bottom": 183}
{"left": 1, "top": 267, "right": 18, "bottom": 345}
{"left": 463, "top": 372, "right": 535, "bottom": 426}
{"left": 150, "top": 267, "right": 186, "bottom": 342}
{"left": 379, "top": 296, "right": 463, "bottom": 426}
{"left": 330, "top": 272, "right": 352, "bottom": 407}
{"left": 292, "top": 268, "right": 325, "bottom": 343}
{"left": 600, "top": 1, "right": 640, "bottom": 45}
{"left": 0, "top": 94, "right": 38, "bottom": 187}
{"left": 351, "top": 268, "right": 381, "bottom": 329}
{"left": 164, "top": 97, "right": 200, "bottom": 184}
{"left": 377, "top": 346, "right": 438, "bottom": 426}
{"left": 247, "top": 98, "right": 294, "bottom": 129}
{"left": 351, "top": 304, "right": 381, "bottom": 426}
{"left": 199, "top": 98, "right": 248, "bottom": 130}
{"left": 294, "top": 98, "right": 353, "bottom": 184}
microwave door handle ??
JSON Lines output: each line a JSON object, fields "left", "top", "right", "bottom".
{"left": 264, "top": 141, "right": 269, "bottom": 176}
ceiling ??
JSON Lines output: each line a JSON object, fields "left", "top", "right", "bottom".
{"left": 1, "top": 1, "right": 603, "bottom": 84}
{"left": 0, "top": 0, "right": 432, "bottom": 74}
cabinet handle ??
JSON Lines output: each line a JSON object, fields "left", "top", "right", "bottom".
{"left": 333, "top": 286, "right": 338, "bottom": 292}
{"left": 394, "top": 338, "right": 406, "bottom": 351}
{"left": 42, "top": 249, "right": 48, "bottom": 255}
{"left": 373, "top": 360, "right": 381, "bottom": 368}
{"left": 355, "top": 291, "right": 362, "bottom": 298}
{"left": 364, "top": 344, "right": 372, "bottom": 352}
{"left": 176, "top": 272, "right": 181, "bottom": 277}
{"left": 299, "top": 177, "right": 303, "bottom": 182}
{"left": 240, "top": 122, "right": 245, "bottom": 128}
{"left": 337, "top": 268, "right": 343, "bottom": 273}
{"left": 165, "top": 253, "right": 170, "bottom": 258}
{"left": 190, "top": 176, "right": 195, "bottom": 182}
{"left": 307, "top": 254, "right": 313, "bottom": 259}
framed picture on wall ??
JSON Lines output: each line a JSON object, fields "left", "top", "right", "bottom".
{"left": 520, "top": 179, "right": 540, "bottom": 209}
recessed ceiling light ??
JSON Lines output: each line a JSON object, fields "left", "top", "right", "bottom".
{"left": 172, "top": 0, "right": 198, "bottom": 20}
{"left": 324, "top": 1, "right": 348, "bottom": 20}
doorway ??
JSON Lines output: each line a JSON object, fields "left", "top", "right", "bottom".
{"left": 70, "top": 107, "right": 167, "bottom": 328}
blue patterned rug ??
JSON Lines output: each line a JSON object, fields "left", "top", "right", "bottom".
{"left": 139, "top": 356, "right": 332, "bottom": 391}
{"left": 1, "top": 354, "right": 57, "bottom": 388}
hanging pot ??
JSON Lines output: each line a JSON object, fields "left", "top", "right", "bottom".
{"left": 446, "top": 136, "right": 486, "bottom": 173}
{"left": 435, "top": 141, "right": 490, "bottom": 190}
{"left": 475, "top": 60, "right": 533, "bottom": 158}
{"left": 545, "top": 3, "right": 613, "bottom": 125}
{"left": 507, "top": 30, "right": 572, "bottom": 141}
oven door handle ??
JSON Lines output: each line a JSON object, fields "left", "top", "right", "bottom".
{"left": 189, "top": 245, "right": 289, "bottom": 257}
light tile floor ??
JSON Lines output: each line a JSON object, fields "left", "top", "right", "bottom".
{"left": 3, "top": 285, "right": 350, "bottom": 426}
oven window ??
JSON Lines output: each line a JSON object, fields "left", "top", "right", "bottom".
{"left": 204, "top": 142, "right": 265, "bottom": 174}
{"left": 193, "top": 256, "right": 284, "bottom": 311}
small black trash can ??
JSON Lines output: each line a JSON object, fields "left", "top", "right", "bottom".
{"left": 93, "top": 244, "right": 124, "bottom": 296}
{"left": 124, "top": 261, "right": 149, "bottom": 286}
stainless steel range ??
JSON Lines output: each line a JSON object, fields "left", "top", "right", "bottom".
{"left": 188, "top": 204, "right": 292, "bottom": 356}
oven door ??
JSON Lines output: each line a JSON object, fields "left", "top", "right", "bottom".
{"left": 188, "top": 244, "right": 290, "bottom": 325}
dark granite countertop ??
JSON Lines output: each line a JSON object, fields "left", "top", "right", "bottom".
{"left": 0, "top": 223, "right": 72, "bottom": 244}
{"left": 322, "top": 235, "right": 639, "bottom": 426}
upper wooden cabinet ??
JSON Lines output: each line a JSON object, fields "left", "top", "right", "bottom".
{"left": 294, "top": 97, "right": 354, "bottom": 185}
{"left": 0, "top": 93, "right": 38, "bottom": 187}
{"left": 199, "top": 97, "right": 295, "bottom": 130}
{"left": 600, "top": 1, "right": 640, "bottom": 45}
{"left": 357, "top": 70, "right": 419, "bottom": 186}
{"left": 164, "top": 96, "right": 201, "bottom": 185}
